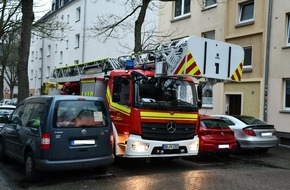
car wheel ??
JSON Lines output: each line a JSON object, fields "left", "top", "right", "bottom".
{"left": 25, "top": 152, "right": 39, "bottom": 181}
{"left": 234, "top": 142, "right": 243, "bottom": 154}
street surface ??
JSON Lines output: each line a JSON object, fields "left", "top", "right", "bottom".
{"left": 0, "top": 145, "right": 290, "bottom": 190}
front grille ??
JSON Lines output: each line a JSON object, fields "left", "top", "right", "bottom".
{"left": 142, "top": 123, "right": 195, "bottom": 141}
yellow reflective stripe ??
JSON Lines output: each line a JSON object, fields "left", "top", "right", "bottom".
{"left": 81, "top": 79, "right": 95, "bottom": 83}
{"left": 141, "top": 111, "right": 198, "bottom": 121}
{"left": 106, "top": 87, "right": 131, "bottom": 115}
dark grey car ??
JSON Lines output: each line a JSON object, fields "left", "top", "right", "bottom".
{"left": 0, "top": 95, "right": 114, "bottom": 181}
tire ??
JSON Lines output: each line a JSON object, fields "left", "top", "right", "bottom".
{"left": 25, "top": 152, "right": 39, "bottom": 181}
{"left": 234, "top": 142, "right": 243, "bottom": 154}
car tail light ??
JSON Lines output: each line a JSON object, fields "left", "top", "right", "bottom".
{"left": 243, "top": 128, "right": 256, "bottom": 136}
{"left": 41, "top": 133, "right": 51, "bottom": 150}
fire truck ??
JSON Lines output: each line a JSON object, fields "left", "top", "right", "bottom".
{"left": 77, "top": 36, "right": 244, "bottom": 158}
{"left": 42, "top": 58, "right": 123, "bottom": 95}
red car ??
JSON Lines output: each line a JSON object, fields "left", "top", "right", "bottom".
{"left": 198, "top": 115, "right": 237, "bottom": 155}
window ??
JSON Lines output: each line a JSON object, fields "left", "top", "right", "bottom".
{"left": 55, "top": 100, "right": 107, "bottom": 128}
{"left": 61, "top": 28, "right": 64, "bottom": 40}
{"left": 39, "top": 48, "right": 43, "bottom": 59}
{"left": 38, "top": 68, "right": 42, "bottom": 79}
{"left": 66, "top": 40, "right": 69, "bottom": 49}
{"left": 30, "top": 70, "right": 34, "bottom": 80}
{"left": 27, "top": 103, "right": 45, "bottom": 128}
{"left": 31, "top": 51, "right": 34, "bottom": 62}
{"left": 239, "top": 1, "right": 254, "bottom": 23}
{"left": 59, "top": 0, "right": 64, "bottom": 7}
{"left": 243, "top": 46, "right": 252, "bottom": 69}
{"left": 202, "top": 30, "right": 215, "bottom": 40}
{"left": 202, "top": 82, "right": 213, "bottom": 108}
{"left": 76, "top": 7, "right": 81, "bottom": 21}
{"left": 46, "top": 66, "right": 50, "bottom": 78}
{"left": 60, "top": 51, "right": 63, "bottom": 64}
{"left": 174, "top": 0, "right": 190, "bottom": 18}
{"left": 47, "top": 45, "right": 51, "bottom": 57}
{"left": 284, "top": 79, "right": 290, "bottom": 110}
{"left": 75, "top": 34, "right": 80, "bottom": 48}
{"left": 31, "top": 34, "right": 34, "bottom": 43}
{"left": 287, "top": 14, "right": 290, "bottom": 46}
{"left": 204, "top": 0, "right": 217, "bottom": 9}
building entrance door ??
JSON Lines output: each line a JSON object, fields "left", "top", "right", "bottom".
{"left": 226, "top": 94, "right": 241, "bottom": 115}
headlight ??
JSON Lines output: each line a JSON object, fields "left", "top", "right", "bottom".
{"left": 131, "top": 141, "right": 150, "bottom": 152}
{"left": 189, "top": 140, "right": 199, "bottom": 151}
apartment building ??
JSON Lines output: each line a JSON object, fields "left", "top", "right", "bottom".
{"left": 158, "top": 0, "right": 290, "bottom": 144}
{"left": 267, "top": 0, "right": 290, "bottom": 145}
{"left": 28, "top": 0, "right": 157, "bottom": 96}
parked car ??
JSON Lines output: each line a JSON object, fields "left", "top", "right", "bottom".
{"left": 198, "top": 115, "right": 237, "bottom": 155}
{"left": 0, "top": 105, "right": 16, "bottom": 129}
{"left": 0, "top": 99, "right": 12, "bottom": 106}
{"left": 211, "top": 115, "right": 279, "bottom": 153}
{"left": 0, "top": 95, "right": 114, "bottom": 181}
{"left": 0, "top": 105, "right": 16, "bottom": 116}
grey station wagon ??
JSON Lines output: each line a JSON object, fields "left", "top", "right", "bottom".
{"left": 0, "top": 95, "right": 114, "bottom": 181}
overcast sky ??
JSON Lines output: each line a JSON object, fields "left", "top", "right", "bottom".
{"left": 34, "top": 0, "right": 52, "bottom": 20}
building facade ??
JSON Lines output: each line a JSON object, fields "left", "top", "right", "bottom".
{"left": 28, "top": 0, "right": 157, "bottom": 95}
{"left": 158, "top": 0, "right": 290, "bottom": 144}
{"left": 267, "top": 0, "right": 290, "bottom": 144}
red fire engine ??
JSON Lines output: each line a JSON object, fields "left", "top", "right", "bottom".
{"left": 50, "top": 36, "right": 244, "bottom": 158}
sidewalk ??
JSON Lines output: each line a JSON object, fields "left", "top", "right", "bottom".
{"left": 234, "top": 144, "right": 290, "bottom": 169}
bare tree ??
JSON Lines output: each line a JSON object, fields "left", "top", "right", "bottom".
{"left": 0, "top": 0, "right": 22, "bottom": 38}
{"left": 0, "top": 0, "right": 21, "bottom": 100}
{"left": 17, "top": 0, "right": 34, "bottom": 103}
{"left": 0, "top": 26, "right": 20, "bottom": 99}
{"left": 91, "top": 0, "right": 174, "bottom": 53}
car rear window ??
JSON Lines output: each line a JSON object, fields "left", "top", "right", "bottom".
{"left": 234, "top": 116, "right": 266, "bottom": 125}
{"left": 54, "top": 100, "right": 109, "bottom": 128}
{"left": 0, "top": 108, "right": 14, "bottom": 116}
{"left": 201, "top": 119, "right": 230, "bottom": 129}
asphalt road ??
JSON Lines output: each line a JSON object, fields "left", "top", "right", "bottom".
{"left": 0, "top": 145, "right": 290, "bottom": 190}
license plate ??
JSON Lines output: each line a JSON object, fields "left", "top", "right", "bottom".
{"left": 261, "top": 132, "right": 272, "bottom": 137}
{"left": 218, "top": 144, "right": 230, "bottom": 149}
{"left": 71, "top": 139, "right": 95, "bottom": 145}
{"left": 162, "top": 144, "right": 179, "bottom": 150}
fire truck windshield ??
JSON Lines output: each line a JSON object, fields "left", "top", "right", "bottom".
{"left": 133, "top": 76, "right": 198, "bottom": 111}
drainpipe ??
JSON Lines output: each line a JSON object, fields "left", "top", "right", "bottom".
{"left": 40, "top": 37, "right": 44, "bottom": 89}
{"left": 81, "top": 0, "right": 87, "bottom": 63}
{"left": 264, "top": 0, "right": 273, "bottom": 122}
